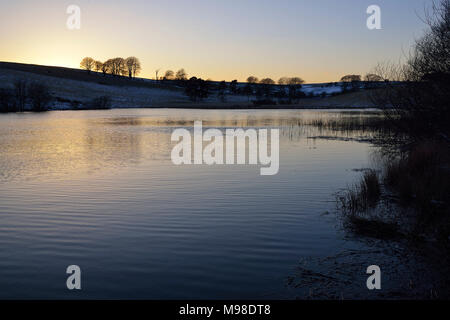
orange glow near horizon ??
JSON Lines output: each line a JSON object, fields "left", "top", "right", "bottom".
{"left": 0, "top": 0, "right": 431, "bottom": 83}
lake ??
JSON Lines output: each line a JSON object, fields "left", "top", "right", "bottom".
{"left": 0, "top": 109, "right": 394, "bottom": 299}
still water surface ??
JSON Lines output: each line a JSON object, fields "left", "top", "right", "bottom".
{"left": 0, "top": 109, "right": 379, "bottom": 299}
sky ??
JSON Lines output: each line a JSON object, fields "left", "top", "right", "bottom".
{"left": 0, "top": 0, "right": 435, "bottom": 83}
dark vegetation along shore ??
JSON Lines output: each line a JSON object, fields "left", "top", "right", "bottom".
{"left": 336, "top": 0, "right": 450, "bottom": 275}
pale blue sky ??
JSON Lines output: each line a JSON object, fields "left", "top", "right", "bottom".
{"left": 0, "top": 0, "right": 434, "bottom": 82}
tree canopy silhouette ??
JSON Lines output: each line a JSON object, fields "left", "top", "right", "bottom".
{"left": 125, "top": 57, "right": 141, "bottom": 78}
{"left": 80, "top": 57, "right": 95, "bottom": 73}
{"left": 364, "top": 73, "right": 384, "bottom": 82}
{"left": 81, "top": 57, "right": 141, "bottom": 78}
{"left": 164, "top": 70, "right": 175, "bottom": 80}
{"left": 176, "top": 69, "right": 188, "bottom": 81}
{"left": 260, "top": 78, "right": 275, "bottom": 85}
{"left": 340, "top": 75, "right": 361, "bottom": 82}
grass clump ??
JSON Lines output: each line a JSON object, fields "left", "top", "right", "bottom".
{"left": 382, "top": 141, "right": 450, "bottom": 239}
{"left": 339, "top": 140, "right": 450, "bottom": 242}
{"left": 338, "top": 170, "right": 381, "bottom": 215}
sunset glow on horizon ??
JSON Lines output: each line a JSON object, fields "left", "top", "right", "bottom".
{"left": 0, "top": 0, "right": 433, "bottom": 83}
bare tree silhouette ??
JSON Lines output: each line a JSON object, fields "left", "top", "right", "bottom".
{"left": 80, "top": 57, "right": 95, "bottom": 74}
{"left": 340, "top": 75, "right": 361, "bottom": 82}
{"left": 14, "top": 80, "right": 27, "bottom": 112}
{"left": 229, "top": 80, "right": 238, "bottom": 94}
{"left": 247, "top": 76, "right": 259, "bottom": 84}
{"left": 125, "top": 57, "right": 142, "bottom": 78}
{"left": 364, "top": 73, "right": 384, "bottom": 82}
{"left": 372, "top": 0, "right": 450, "bottom": 142}
{"left": 288, "top": 77, "right": 305, "bottom": 85}
{"left": 101, "top": 60, "right": 110, "bottom": 76}
{"left": 94, "top": 61, "right": 103, "bottom": 73}
{"left": 164, "top": 70, "right": 175, "bottom": 80}
{"left": 278, "top": 77, "right": 290, "bottom": 85}
{"left": 260, "top": 78, "right": 275, "bottom": 85}
{"left": 176, "top": 69, "right": 188, "bottom": 81}
{"left": 109, "top": 57, "right": 126, "bottom": 76}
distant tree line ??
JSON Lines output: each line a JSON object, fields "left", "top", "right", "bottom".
{"left": 338, "top": 73, "right": 389, "bottom": 91}
{"left": 173, "top": 73, "right": 309, "bottom": 104}
{"left": 80, "top": 57, "right": 142, "bottom": 78}
{"left": 177, "top": 73, "right": 308, "bottom": 104}
{"left": 243, "top": 76, "right": 306, "bottom": 105}
{"left": 340, "top": 74, "right": 386, "bottom": 83}
{"left": 160, "top": 68, "right": 188, "bottom": 81}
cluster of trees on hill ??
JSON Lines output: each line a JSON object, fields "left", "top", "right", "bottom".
{"left": 80, "top": 57, "right": 141, "bottom": 78}
{"left": 340, "top": 74, "right": 385, "bottom": 83}
{"left": 338, "top": 73, "right": 389, "bottom": 91}
{"left": 243, "top": 76, "right": 306, "bottom": 105}
{"left": 180, "top": 74, "right": 307, "bottom": 104}
{"left": 161, "top": 69, "right": 188, "bottom": 81}
{"left": 146, "top": 68, "right": 308, "bottom": 104}
{"left": 245, "top": 76, "right": 305, "bottom": 86}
